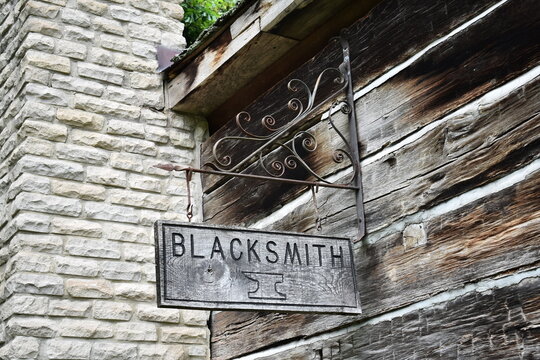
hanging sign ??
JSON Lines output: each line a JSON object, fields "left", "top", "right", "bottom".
{"left": 155, "top": 221, "right": 361, "bottom": 314}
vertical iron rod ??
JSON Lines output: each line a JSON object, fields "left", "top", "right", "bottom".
{"left": 341, "top": 34, "right": 366, "bottom": 241}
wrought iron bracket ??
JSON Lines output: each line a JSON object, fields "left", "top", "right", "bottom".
{"left": 157, "top": 32, "right": 366, "bottom": 241}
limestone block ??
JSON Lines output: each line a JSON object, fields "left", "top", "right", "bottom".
{"left": 181, "top": 310, "right": 210, "bottom": 326}
{"left": 139, "top": 89, "right": 163, "bottom": 108}
{"left": 92, "top": 343, "right": 138, "bottom": 360}
{"left": 123, "top": 138, "right": 158, "bottom": 156}
{"left": 51, "top": 74, "right": 105, "bottom": 96}
{"left": 106, "top": 86, "right": 138, "bottom": 104}
{"left": 13, "top": 212, "right": 50, "bottom": 233}
{"left": 103, "top": 222, "right": 150, "bottom": 243}
{"left": 162, "top": 31, "right": 186, "bottom": 49}
{"left": 71, "top": 130, "right": 122, "bottom": 151}
{"left": 106, "top": 119, "right": 145, "bottom": 138}
{"left": 64, "top": 238, "right": 121, "bottom": 259}
{"left": 60, "top": 8, "right": 91, "bottom": 28}
{"left": 85, "top": 201, "right": 139, "bottom": 223}
{"left": 49, "top": 299, "right": 91, "bottom": 317}
{"left": 143, "top": 13, "right": 183, "bottom": 33}
{"left": 51, "top": 217, "right": 102, "bottom": 237}
{"left": 15, "top": 155, "right": 85, "bottom": 181}
{"left": 93, "top": 17, "right": 124, "bottom": 35}
{"left": 110, "top": 5, "right": 142, "bottom": 23}
{"left": 56, "top": 256, "right": 100, "bottom": 277}
{"left": 20, "top": 101, "right": 56, "bottom": 122}
{"left": 131, "top": 0, "right": 159, "bottom": 13}
{"left": 0, "top": 294, "right": 49, "bottom": 318}
{"left": 139, "top": 344, "right": 188, "bottom": 360}
{"left": 114, "top": 283, "right": 155, "bottom": 301}
{"left": 56, "top": 143, "right": 109, "bottom": 165}
{"left": 170, "top": 129, "right": 195, "bottom": 149}
{"left": 137, "top": 304, "right": 180, "bottom": 323}
{"left": 77, "top": 0, "right": 108, "bottom": 15}
{"left": 114, "top": 54, "right": 157, "bottom": 73}
{"left": 100, "top": 34, "right": 130, "bottom": 53}
{"left": 7, "top": 173, "right": 50, "bottom": 200}
{"left": 46, "top": 339, "right": 91, "bottom": 359}
{"left": 20, "top": 120, "right": 68, "bottom": 142}
{"left": 93, "top": 300, "right": 133, "bottom": 321}
{"left": 130, "top": 73, "right": 161, "bottom": 90}
{"left": 141, "top": 263, "right": 156, "bottom": 282}
{"left": 9, "top": 233, "right": 63, "bottom": 254}
{"left": 101, "top": 260, "right": 142, "bottom": 281}
{"left": 78, "top": 62, "right": 124, "bottom": 85}
{"left": 7, "top": 252, "right": 53, "bottom": 275}
{"left": 66, "top": 279, "right": 114, "bottom": 299}
{"left": 169, "top": 112, "right": 197, "bottom": 131}
{"left": 0, "top": 336, "right": 40, "bottom": 359}
{"left": 128, "top": 174, "right": 161, "bottom": 193}
{"left": 5, "top": 273, "right": 64, "bottom": 296}
{"left": 123, "top": 243, "right": 154, "bottom": 263}
{"left": 127, "top": 23, "right": 161, "bottom": 41}
{"left": 56, "top": 39, "right": 88, "bottom": 60}
{"left": 20, "top": 33, "right": 55, "bottom": 53}
{"left": 51, "top": 179, "right": 106, "bottom": 201}
{"left": 22, "top": 65, "right": 51, "bottom": 86}
{"left": 24, "top": 18, "right": 62, "bottom": 38}
{"left": 115, "top": 322, "right": 157, "bottom": 341}
{"left": 26, "top": 0, "right": 60, "bottom": 18}
{"left": 143, "top": 159, "right": 172, "bottom": 176}
{"left": 25, "top": 83, "right": 70, "bottom": 106}
{"left": 87, "top": 166, "right": 127, "bottom": 187}
{"left": 25, "top": 50, "right": 71, "bottom": 74}
{"left": 160, "top": 326, "right": 207, "bottom": 344}
{"left": 109, "top": 189, "right": 169, "bottom": 210}
{"left": 75, "top": 94, "right": 140, "bottom": 119}
{"left": 88, "top": 47, "right": 114, "bottom": 66}
{"left": 156, "top": 147, "right": 194, "bottom": 165}
{"left": 6, "top": 317, "right": 57, "bottom": 338}
{"left": 141, "top": 108, "right": 167, "bottom": 126}
{"left": 59, "top": 319, "right": 113, "bottom": 338}
{"left": 131, "top": 42, "right": 157, "bottom": 59}
{"left": 65, "top": 25, "right": 95, "bottom": 42}
{"left": 159, "top": 1, "right": 184, "bottom": 21}
{"left": 187, "top": 345, "right": 208, "bottom": 358}
{"left": 144, "top": 124, "right": 168, "bottom": 143}
{"left": 13, "top": 193, "right": 82, "bottom": 217}
{"left": 110, "top": 152, "right": 144, "bottom": 172}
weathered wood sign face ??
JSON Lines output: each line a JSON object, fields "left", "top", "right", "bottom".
{"left": 155, "top": 221, "right": 361, "bottom": 313}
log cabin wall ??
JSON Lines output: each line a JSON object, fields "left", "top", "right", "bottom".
{"left": 200, "top": 0, "right": 540, "bottom": 358}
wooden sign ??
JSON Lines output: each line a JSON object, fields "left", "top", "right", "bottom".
{"left": 155, "top": 221, "right": 361, "bottom": 314}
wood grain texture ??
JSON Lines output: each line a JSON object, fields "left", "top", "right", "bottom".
{"left": 200, "top": 0, "right": 503, "bottom": 192}
{"left": 203, "top": 0, "right": 540, "bottom": 226}
{"left": 211, "top": 167, "right": 540, "bottom": 359}
{"left": 252, "top": 276, "right": 540, "bottom": 359}
{"left": 209, "top": 68, "right": 540, "bottom": 360}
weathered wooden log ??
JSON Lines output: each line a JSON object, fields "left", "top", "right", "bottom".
{"left": 250, "top": 276, "right": 540, "bottom": 359}
{"left": 211, "top": 167, "right": 540, "bottom": 359}
{"left": 203, "top": 0, "right": 540, "bottom": 226}
{"left": 200, "top": 0, "right": 504, "bottom": 193}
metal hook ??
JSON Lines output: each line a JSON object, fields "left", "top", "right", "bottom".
{"left": 185, "top": 169, "right": 193, "bottom": 222}
{"left": 311, "top": 185, "right": 322, "bottom": 231}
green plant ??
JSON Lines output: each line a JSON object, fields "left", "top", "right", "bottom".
{"left": 182, "top": 0, "right": 237, "bottom": 46}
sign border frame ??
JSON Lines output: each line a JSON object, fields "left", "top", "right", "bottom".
{"left": 155, "top": 220, "right": 362, "bottom": 314}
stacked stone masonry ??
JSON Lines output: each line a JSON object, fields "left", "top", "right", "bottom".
{"left": 0, "top": 0, "right": 209, "bottom": 359}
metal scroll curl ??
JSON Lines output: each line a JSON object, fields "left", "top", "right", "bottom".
{"left": 204, "top": 60, "right": 356, "bottom": 186}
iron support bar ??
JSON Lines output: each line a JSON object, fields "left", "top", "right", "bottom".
{"left": 155, "top": 164, "right": 359, "bottom": 190}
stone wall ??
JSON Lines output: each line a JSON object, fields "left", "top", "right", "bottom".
{"left": 0, "top": 0, "right": 209, "bottom": 359}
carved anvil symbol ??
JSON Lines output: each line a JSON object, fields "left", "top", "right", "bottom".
{"left": 242, "top": 271, "right": 287, "bottom": 300}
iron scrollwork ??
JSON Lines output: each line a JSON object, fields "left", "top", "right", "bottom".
{"left": 204, "top": 46, "right": 358, "bottom": 186}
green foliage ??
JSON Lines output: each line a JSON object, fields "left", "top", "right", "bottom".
{"left": 182, "top": 0, "right": 237, "bottom": 46}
